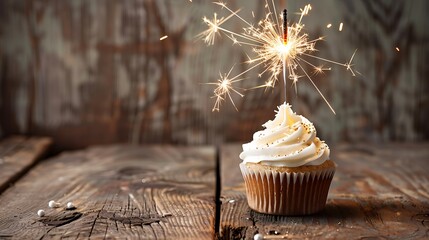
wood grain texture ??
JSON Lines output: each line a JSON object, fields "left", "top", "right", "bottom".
{"left": 0, "top": 136, "right": 51, "bottom": 193}
{"left": 1, "top": 0, "right": 428, "bottom": 149}
{"left": 0, "top": 145, "right": 216, "bottom": 239}
{"left": 219, "top": 143, "right": 429, "bottom": 239}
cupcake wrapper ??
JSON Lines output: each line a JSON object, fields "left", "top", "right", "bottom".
{"left": 240, "top": 162, "right": 335, "bottom": 215}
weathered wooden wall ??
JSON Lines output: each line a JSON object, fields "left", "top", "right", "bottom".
{"left": 0, "top": 0, "right": 428, "bottom": 150}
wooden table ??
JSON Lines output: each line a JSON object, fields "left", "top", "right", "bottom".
{"left": 0, "top": 139, "right": 428, "bottom": 239}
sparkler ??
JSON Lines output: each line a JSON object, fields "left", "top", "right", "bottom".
{"left": 199, "top": 1, "right": 357, "bottom": 113}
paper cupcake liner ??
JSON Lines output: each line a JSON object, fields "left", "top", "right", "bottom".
{"left": 240, "top": 162, "right": 335, "bottom": 215}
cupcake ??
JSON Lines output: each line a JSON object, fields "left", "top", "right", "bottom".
{"left": 239, "top": 103, "right": 335, "bottom": 215}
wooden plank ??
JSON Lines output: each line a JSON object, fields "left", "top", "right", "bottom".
{"left": 0, "top": 136, "right": 52, "bottom": 193}
{"left": 219, "top": 143, "right": 429, "bottom": 239}
{"left": 0, "top": 145, "right": 216, "bottom": 239}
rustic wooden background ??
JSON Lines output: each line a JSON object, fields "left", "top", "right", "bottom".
{"left": 0, "top": 0, "right": 428, "bottom": 150}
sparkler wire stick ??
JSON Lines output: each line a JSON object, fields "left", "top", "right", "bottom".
{"left": 283, "top": 9, "right": 288, "bottom": 45}
{"left": 282, "top": 9, "right": 288, "bottom": 120}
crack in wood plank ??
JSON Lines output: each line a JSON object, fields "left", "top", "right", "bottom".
{"left": 98, "top": 209, "right": 164, "bottom": 226}
{"left": 39, "top": 211, "right": 83, "bottom": 227}
{"left": 88, "top": 198, "right": 108, "bottom": 239}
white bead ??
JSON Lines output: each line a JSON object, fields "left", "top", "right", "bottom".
{"left": 66, "top": 202, "right": 75, "bottom": 209}
{"left": 37, "top": 209, "right": 45, "bottom": 217}
{"left": 48, "top": 200, "right": 60, "bottom": 208}
{"left": 254, "top": 233, "right": 264, "bottom": 240}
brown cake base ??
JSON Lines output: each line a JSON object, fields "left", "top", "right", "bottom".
{"left": 240, "top": 160, "right": 336, "bottom": 215}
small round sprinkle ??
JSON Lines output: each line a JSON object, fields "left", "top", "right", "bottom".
{"left": 37, "top": 209, "right": 45, "bottom": 217}
{"left": 254, "top": 233, "right": 264, "bottom": 240}
{"left": 49, "top": 200, "right": 61, "bottom": 208}
{"left": 66, "top": 202, "right": 75, "bottom": 209}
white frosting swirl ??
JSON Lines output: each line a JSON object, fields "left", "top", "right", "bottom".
{"left": 239, "top": 103, "right": 330, "bottom": 167}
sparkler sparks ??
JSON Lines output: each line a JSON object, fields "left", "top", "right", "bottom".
{"left": 199, "top": 1, "right": 357, "bottom": 112}
{"left": 207, "top": 66, "right": 245, "bottom": 111}
{"left": 197, "top": 9, "right": 238, "bottom": 46}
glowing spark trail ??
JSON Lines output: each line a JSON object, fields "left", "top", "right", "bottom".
{"left": 199, "top": 1, "right": 357, "bottom": 112}
{"left": 207, "top": 66, "right": 245, "bottom": 111}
